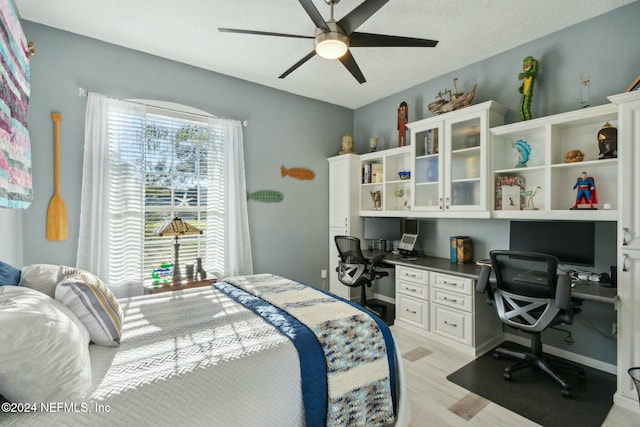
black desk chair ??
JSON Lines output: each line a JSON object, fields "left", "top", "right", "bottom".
{"left": 476, "top": 250, "right": 585, "bottom": 397}
{"left": 334, "top": 235, "right": 389, "bottom": 318}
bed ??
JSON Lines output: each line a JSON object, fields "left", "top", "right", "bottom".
{"left": 0, "top": 272, "right": 409, "bottom": 427}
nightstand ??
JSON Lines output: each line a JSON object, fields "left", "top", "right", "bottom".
{"left": 143, "top": 278, "right": 217, "bottom": 295}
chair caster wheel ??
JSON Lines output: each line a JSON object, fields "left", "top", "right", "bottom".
{"left": 493, "top": 352, "right": 500, "bottom": 359}
{"left": 561, "top": 388, "right": 572, "bottom": 398}
{"left": 503, "top": 371, "right": 511, "bottom": 381}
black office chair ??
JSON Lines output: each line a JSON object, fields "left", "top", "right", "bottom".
{"left": 476, "top": 250, "right": 585, "bottom": 397}
{"left": 334, "top": 235, "right": 389, "bottom": 318}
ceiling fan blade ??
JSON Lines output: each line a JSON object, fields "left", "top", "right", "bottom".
{"left": 339, "top": 50, "right": 366, "bottom": 84}
{"left": 338, "top": 0, "right": 389, "bottom": 34}
{"left": 279, "top": 50, "right": 317, "bottom": 79}
{"left": 350, "top": 32, "right": 439, "bottom": 48}
{"left": 219, "top": 28, "right": 313, "bottom": 40}
{"left": 298, "top": 0, "right": 330, "bottom": 31}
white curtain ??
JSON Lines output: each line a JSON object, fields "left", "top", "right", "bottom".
{"left": 77, "top": 92, "right": 252, "bottom": 287}
{"left": 216, "top": 118, "right": 253, "bottom": 276}
{"left": 77, "top": 93, "right": 145, "bottom": 286}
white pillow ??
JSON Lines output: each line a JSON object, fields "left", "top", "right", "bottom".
{"left": 18, "top": 263, "right": 61, "bottom": 298}
{"left": 56, "top": 267, "right": 124, "bottom": 346}
{"left": 0, "top": 286, "right": 92, "bottom": 403}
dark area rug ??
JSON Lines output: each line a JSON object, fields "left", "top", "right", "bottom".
{"left": 446, "top": 341, "right": 616, "bottom": 427}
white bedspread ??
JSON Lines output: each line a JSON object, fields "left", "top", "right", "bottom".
{"left": 2, "top": 286, "right": 410, "bottom": 427}
{"left": 1, "top": 288, "right": 304, "bottom": 427}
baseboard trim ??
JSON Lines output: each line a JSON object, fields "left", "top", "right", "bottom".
{"left": 613, "top": 392, "right": 640, "bottom": 414}
{"left": 504, "top": 332, "right": 616, "bottom": 374}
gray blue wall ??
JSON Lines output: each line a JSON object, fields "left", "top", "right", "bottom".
{"left": 353, "top": 2, "right": 640, "bottom": 151}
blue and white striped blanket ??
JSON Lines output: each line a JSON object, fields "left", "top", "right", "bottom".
{"left": 217, "top": 273, "right": 396, "bottom": 427}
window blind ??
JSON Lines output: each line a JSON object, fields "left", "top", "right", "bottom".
{"left": 107, "top": 105, "right": 225, "bottom": 287}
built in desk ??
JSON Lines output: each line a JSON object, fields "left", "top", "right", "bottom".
{"left": 364, "top": 251, "right": 619, "bottom": 357}
{"left": 366, "top": 251, "right": 618, "bottom": 305}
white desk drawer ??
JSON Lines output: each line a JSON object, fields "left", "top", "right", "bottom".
{"left": 430, "top": 304, "right": 472, "bottom": 346}
{"left": 430, "top": 287, "right": 472, "bottom": 312}
{"left": 397, "top": 266, "right": 428, "bottom": 285}
{"left": 396, "top": 294, "right": 429, "bottom": 329}
{"left": 397, "top": 279, "right": 428, "bottom": 300}
{"left": 431, "top": 272, "right": 473, "bottom": 295}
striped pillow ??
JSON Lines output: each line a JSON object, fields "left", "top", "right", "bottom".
{"left": 55, "top": 267, "right": 123, "bottom": 346}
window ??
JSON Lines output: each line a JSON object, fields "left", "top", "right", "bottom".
{"left": 106, "top": 105, "right": 225, "bottom": 287}
{"left": 79, "top": 93, "right": 251, "bottom": 292}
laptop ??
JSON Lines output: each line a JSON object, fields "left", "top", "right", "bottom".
{"left": 398, "top": 233, "right": 418, "bottom": 253}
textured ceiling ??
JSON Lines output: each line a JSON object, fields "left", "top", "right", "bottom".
{"left": 15, "top": 0, "right": 636, "bottom": 109}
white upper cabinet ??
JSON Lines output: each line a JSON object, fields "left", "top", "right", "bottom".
{"left": 408, "top": 101, "right": 507, "bottom": 217}
{"left": 490, "top": 104, "right": 619, "bottom": 220}
{"left": 359, "top": 146, "right": 412, "bottom": 216}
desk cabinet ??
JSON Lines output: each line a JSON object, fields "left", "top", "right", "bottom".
{"left": 395, "top": 266, "right": 429, "bottom": 329}
{"left": 430, "top": 273, "right": 474, "bottom": 346}
{"left": 394, "top": 267, "right": 503, "bottom": 356}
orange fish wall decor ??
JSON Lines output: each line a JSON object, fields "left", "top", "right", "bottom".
{"left": 281, "top": 165, "right": 315, "bottom": 180}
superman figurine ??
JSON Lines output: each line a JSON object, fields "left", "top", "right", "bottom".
{"left": 572, "top": 171, "right": 598, "bottom": 209}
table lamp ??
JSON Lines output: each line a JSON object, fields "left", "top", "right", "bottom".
{"left": 154, "top": 216, "right": 202, "bottom": 280}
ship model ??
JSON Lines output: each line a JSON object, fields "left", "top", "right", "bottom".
{"left": 428, "top": 78, "right": 476, "bottom": 114}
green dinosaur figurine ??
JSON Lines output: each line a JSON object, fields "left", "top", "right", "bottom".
{"left": 518, "top": 56, "right": 539, "bottom": 121}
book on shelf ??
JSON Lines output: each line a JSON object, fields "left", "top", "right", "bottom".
{"left": 495, "top": 175, "right": 525, "bottom": 210}
{"left": 371, "top": 163, "right": 383, "bottom": 183}
{"left": 430, "top": 129, "right": 439, "bottom": 154}
{"left": 424, "top": 129, "right": 439, "bottom": 155}
{"left": 362, "top": 163, "right": 371, "bottom": 184}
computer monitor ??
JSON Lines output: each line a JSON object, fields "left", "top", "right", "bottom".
{"left": 363, "top": 217, "right": 402, "bottom": 241}
{"left": 509, "top": 220, "right": 595, "bottom": 267}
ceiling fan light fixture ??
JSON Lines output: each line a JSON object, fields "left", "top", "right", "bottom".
{"left": 315, "top": 31, "right": 348, "bottom": 59}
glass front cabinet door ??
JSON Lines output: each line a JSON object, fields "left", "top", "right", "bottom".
{"left": 409, "top": 101, "right": 507, "bottom": 214}
{"left": 412, "top": 123, "right": 443, "bottom": 211}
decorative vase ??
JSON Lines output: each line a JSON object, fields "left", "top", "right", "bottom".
{"left": 512, "top": 139, "right": 531, "bottom": 168}
{"left": 597, "top": 122, "right": 617, "bottom": 159}
{"left": 370, "top": 190, "right": 381, "bottom": 210}
{"left": 369, "top": 137, "right": 379, "bottom": 152}
{"left": 186, "top": 263, "right": 195, "bottom": 279}
{"left": 196, "top": 257, "right": 207, "bottom": 280}
{"left": 395, "top": 189, "right": 404, "bottom": 209}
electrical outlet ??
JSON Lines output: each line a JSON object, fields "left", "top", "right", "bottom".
{"left": 612, "top": 322, "right": 617, "bottom": 335}
{"left": 321, "top": 269, "right": 327, "bottom": 279}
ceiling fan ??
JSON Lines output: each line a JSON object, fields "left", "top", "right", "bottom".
{"left": 219, "top": 0, "right": 439, "bottom": 84}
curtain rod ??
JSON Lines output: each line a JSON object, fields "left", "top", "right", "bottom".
{"left": 78, "top": 88, "right": 248, "bottom": 127}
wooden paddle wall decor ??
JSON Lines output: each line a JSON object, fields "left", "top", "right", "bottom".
{"left": 46, "top": 112, "right": 68, "bottom": 241}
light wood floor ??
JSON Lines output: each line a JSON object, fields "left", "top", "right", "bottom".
{"left": 390, "top": 325, "right": 639, "bottom": 427}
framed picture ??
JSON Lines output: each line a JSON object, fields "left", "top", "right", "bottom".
{"left": 495, "top": 175, "right": 525, "bottom": 210}
{"left": 626, "top": 75, "right": 640, "bottom": 92}
{"left": 501, "top": 185, "right": 521, "bottom": 210}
